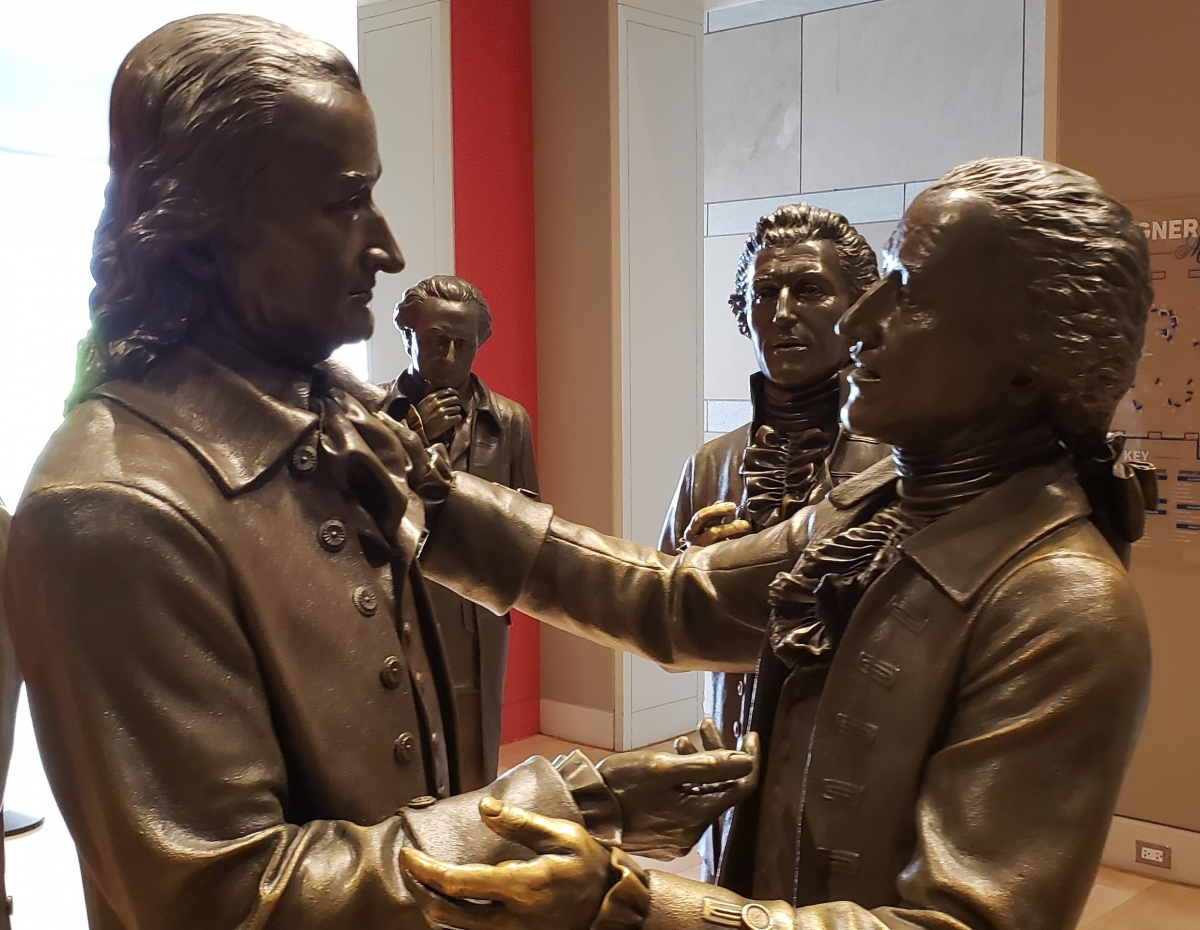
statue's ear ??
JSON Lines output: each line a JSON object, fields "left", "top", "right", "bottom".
{"left": 176, "top": 243, "right": 220, "bottom": 282}
{"left": 1007, "top": 371, "right": 1042, "bottom": 408}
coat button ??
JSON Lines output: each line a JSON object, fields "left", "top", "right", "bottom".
{"left": 318, "top": 519, "right": 348, "bottom": 552}
{"left": 291, "top": 444, "right": 318, "bottom": 474}
{"left": 353, "top": 585, "right": 379, "bottom": 616}
{"left": 732, "top": 720, "right": 742, "bottom": 739}
{"left": 380, "top": 656, "right": 404, "bottom": 689}
{"left": 394, "top": 732, "right": 418, "bottom": 764}
{"left": 736, "top": 679, "right": 745, "bottom": 697}
{"left": 408, "top": 795, "right": 436, "bottom": 809}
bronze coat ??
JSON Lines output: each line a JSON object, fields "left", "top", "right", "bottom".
{"left": 659, "top": 410, "right": 888, "bottom": 880}
{"left": 388, "top": 374, "right": 539, "bottom": 789}
{"left": 0, "top": 507, "right": 16, "bottom": 930}
{"left": 423, "top": 459, "right": 1151, "bottom": 930}
{"left": 2, "top": 345, "right": 579, "bottom": 930}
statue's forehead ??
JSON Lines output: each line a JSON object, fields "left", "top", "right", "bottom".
{"left": 887, "top": 190, "right": 1001, "bottom": 278}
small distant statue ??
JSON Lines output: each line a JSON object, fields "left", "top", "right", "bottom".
{"left": 388, "top": 275, "right": 539, "bottom": 789}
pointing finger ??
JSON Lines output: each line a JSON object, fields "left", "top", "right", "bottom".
{"left": 479, "top": 798, "right": 589, "bottom": 856}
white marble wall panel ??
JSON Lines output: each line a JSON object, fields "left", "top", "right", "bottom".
{"left": 1022, "top": 0, "right": 1046, "bottom": 157}
{"left": 708, "top": 183, "right": 906, "bottom": 237}
{"left": 903, "top": 179, "right": 936, "bottom": 210}
{"left": 800, "top": 0, "right": 1025, "bottom": 192}
{"left": 707, "top": 400, "right": 754, "bottom": 432}
{"left": 707, "top": 0, "right": 877, "bottom": 32}
{"left": 705, "top": 234, "right": 758, "bottom": 401}
{"left": 704, "top": 19, "right": 802, "bottom": 203}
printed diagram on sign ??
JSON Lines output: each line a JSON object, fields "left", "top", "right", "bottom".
{"left": 1113, "top": 214, "right": 1200, "bottom": 564}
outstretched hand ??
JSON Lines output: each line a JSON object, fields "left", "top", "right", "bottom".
{"left": 598, "top": 717, "right": 760, "bottom": 860}
{"left": 682, "top": 502, "right": 752, "bottom": 548}
{"left": 399, "top": 798, "right": 614, "bottom": 930}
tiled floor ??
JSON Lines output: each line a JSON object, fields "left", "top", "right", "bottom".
{"left": 499, "top": 734, "right": 1200, "bottom": 928}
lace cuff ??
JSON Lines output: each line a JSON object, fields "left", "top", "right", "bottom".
{"left": 554, "top": 749, "right": 623, "bottom": 847}
{"left": 592, "top": 848, "right": 651, "bottom": 930}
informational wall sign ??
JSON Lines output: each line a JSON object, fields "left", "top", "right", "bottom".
{"left": 1112, "top": 197, "right": 1200, "bottom": 567}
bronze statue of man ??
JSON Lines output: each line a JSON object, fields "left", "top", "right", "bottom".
{"left": 404, "top": 156, "right": 1156, "bottom": 930}
{"left": 660, "top": 205, "right": 887, "bottom": 876}
{"left": 389, "top": 275, "right": 539, "bottom": 789}
{"left": 0, "top": 505, "right": 16, "bottom": 930}
{"left": 1, "top": 16, "right": 754, "bottom": 929}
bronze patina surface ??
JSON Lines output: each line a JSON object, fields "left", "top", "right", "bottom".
{"left": 407, "top": 157, "right": 1156, "bottom": 930}
{"left": 1, "top": 16, "right": 754, "bottom": 929}
{"left": 659, "top": 206, "right": 887, "bottom": 877}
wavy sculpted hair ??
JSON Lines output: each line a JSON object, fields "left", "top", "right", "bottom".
{"left": 729, "top": 203, "right": 880, "bottom": 337}
{"left": 394, "top": 275, "right": 494, "bottom": 344}
{"left": 918, "top": 157, "right": 1152, "bottom": 448}
{"left": 67, "top": 14, "right": 360, "bottom": 408}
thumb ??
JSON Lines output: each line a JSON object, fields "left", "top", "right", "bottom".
{"left": 478, "top": 797, "right": 589, "bottom": 855}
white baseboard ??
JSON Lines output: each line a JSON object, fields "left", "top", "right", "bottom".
{"left": 1103, "top": 815, "right": 1200, "bottom": 886}
{"left": 540, "top": 699, "right": 615, "bottom": 750}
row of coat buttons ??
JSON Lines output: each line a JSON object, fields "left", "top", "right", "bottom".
{"left": 294, "top": 441, "right": 436, "bottom": 782}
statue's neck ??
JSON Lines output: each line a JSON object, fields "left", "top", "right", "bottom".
{"left": 893, "top": 419, "right": 1062, "bottom": 520}
{"left": 757, "top": 370, "right": 841, "bottom": 435}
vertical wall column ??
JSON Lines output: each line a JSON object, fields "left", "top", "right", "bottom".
{"left": 357, "top": 0, "right": 455, "bottom": 382}
{"left": 533, "top": 0, "right": 705, "bottom": 750}
{"left": 614, "top": 1, "right": 706, "bottom": 750}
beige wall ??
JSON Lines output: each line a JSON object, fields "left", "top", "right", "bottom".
{"left": 1047, "top": 0, "right": 1200, "bottom": 834}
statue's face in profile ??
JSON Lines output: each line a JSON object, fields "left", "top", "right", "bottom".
{"left": 219, "top": 82, "right": 404, "bottom": 367}
{"left": 747, "top": 238, "right": 853, "bottom": 388}
{"left": 838, "top": 190, "right": 1027, "bottom": 448}
{"left": 406, "top": 299, "right": 481, "bottom": 390}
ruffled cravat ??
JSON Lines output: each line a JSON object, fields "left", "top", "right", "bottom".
{"left": 766, "top": 422, "right": 1063, "bottom": 667}
{"left": 738, "top": 373, "right": 841, "bottom": 532}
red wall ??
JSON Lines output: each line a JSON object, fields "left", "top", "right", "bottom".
{"left": 449, "top": 0, "right": 540, "bottom": 742}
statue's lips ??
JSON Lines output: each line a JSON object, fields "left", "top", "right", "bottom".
{"left": 348, "top": 289, "right": 373, "bottom": 303}
{"left": 772, "top": 341, "right": 808, "bottom": 354}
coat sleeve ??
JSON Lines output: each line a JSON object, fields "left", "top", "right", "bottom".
{"left": 4, "top": 484, "right": 587, "bottom": 930}
{"left": 658, "top": 456, "right": 697, "bottom": 556}
{"left": 421, "top": 473, "right": 800, "bottom": 671}
{"left": 634, "top": 552, "right": 1151, "bottom": 930}
{"left": 510, "top": 404, "right": 540, "bottom": 498}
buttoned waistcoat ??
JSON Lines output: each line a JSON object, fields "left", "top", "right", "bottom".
{"left": 423, "top": 457, "right": 1151, "bottom": 930}
{"left": 3, "top": 344, "right": 579, "bottom": 930}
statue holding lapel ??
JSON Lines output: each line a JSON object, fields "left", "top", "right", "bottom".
{"left": 389, "top": 275, "right": 539, "bottom": 790}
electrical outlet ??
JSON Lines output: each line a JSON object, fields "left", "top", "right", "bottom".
{"left": 1136, "top": 840, "right": 1172, "bottom": 869}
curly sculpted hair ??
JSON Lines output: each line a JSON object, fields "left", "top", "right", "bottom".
{"left": 729, "top": 203, "right": 879, "bottom": 337}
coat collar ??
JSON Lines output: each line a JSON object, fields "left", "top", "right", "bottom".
{"left": 91, "top": 341, "right": 323, "bottom": 496}
{"left": 900, "top": 459, "right": 1090, "bottom": 608}
{"left": 826, "top": 455, "right": 1092, "bottom": 608}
